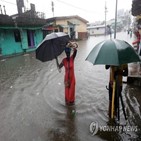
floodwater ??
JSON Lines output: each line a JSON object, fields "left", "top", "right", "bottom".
{"left": 0, "top": 32, "right": 141, "bottom": 141}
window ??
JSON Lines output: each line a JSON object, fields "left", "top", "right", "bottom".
{"left": 14, "top": 29, "right": 21, "bottom": 42}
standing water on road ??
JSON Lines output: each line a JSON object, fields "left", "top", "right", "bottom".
{"left": 0, "top": 32, "right": 141, "bottom": 141}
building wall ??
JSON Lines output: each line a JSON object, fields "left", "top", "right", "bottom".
{"left": 0, "top": 29, "right": 23, "bottom": 56}
{"left": 35, "top": 29, "right": 43, "bottom": 47}
{"left": 56, "top": 20, "right": 69, "bottom": 33}
{"left": 75, "top": 21, "right": 87, "bottom": 32}
{"left": 56, "top": 18, "right": 87, "bottom": 39}
{"left": 0, "top": 28, "right": 43, "bottom": 56}
{"left": 22, "top": 29, "right": 43, "bottom": 52}
{"left": 56, "top": 18, "right": 87, "bottom": 32}
{"left": 67, "top": 18, "right": 86, "bottom": 31}
{"left": 20, "top": 29, "right": 28, "bottom": 50}
{"left": 88, "top": 27, "right": 105, "bottom": 35}
{"left": 56, "top": 20, "right": 68, "bottom": 27}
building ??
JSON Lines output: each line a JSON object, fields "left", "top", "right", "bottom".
{"left": 87, "top": 25, "right": 106, "bottom": 36}
{"left": 0, "top": 14, "right": 46, "bottom": 57}
{"left": 0, "top": 1, "right": 46, "bottom": 57}
{"left": 132, "top": 0, "right": 141, "bottom": 56}
{"left": 44, "top": 15, "right": 88, "bottom": 40}
{"left": 0, "top": 0, "right": 88, "bottom": 57}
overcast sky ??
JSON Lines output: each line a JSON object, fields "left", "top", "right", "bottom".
{"left": 0, "top": 0, "right": 132, "bottom": 22}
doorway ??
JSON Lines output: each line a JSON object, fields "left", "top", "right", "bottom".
{"left": 27, "top": 30, "right": 35, "bottom": 48}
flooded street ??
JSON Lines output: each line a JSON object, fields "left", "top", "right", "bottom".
{"left": 0, "top": 32, "right": 141, "bottom": 141}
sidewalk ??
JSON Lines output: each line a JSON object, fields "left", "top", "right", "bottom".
{"left": 116, "top": 32, "right": 141, "bottom": 86}
{"left": 127, "top": 62, "right": 141, "bottom": 86}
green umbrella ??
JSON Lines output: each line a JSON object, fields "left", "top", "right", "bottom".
{"left": 86, "top": 39, "right": 140, "bottom": 66}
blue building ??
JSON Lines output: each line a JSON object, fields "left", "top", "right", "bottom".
{"left": 0, "top": 13, "right": 46, "bottom": 57}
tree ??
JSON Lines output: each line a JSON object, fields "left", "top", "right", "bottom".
{"left": 132, "top": 0, "right": 141, "bottom": 16}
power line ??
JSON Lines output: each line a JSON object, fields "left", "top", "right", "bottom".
{"left": 55, "top": 0, "right": 102, "bottom": 14}
{"left": 0, "top": 0, "right": 16, "bottom": 6}
{"left": 51, "top": 1, "right": 54, "bottom": 17}
{"left": 56, "top": 0, "right": 91, "bottom": 12}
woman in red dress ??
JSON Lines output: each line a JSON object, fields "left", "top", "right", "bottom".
{"left": 57, "top": 42, "right": 78, "bottom": 105}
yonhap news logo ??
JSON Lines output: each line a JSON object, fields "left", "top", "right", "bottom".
{"left": 89, "top": 121, "right": 138, "bottom": 136}
{"left": 89, "top": 121, "right": 99, "bottom": 136}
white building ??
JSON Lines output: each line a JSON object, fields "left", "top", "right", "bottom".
{"left": 87, "top": 25, "right": 105, "bottom": 36}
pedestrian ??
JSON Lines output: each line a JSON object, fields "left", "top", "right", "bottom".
{"left": 132, "top": 30, "right": 140, "bottom": 52}
{"left": 130, "top": 29, "right": 132, "bottom": 38}
{"left": 127, "top": 29, "right": 130, "bottom": 35}
{"left": 105, "top": 64, "right": 128, "bottom": 118}
{"left": 107, "top": 25, "right": 112, "bottom": 39}
{"left": 57, "top": 41, "right": 78, "bottom": 105}
{"left": 70, "top": 31, "right": 75, "bottom": 40}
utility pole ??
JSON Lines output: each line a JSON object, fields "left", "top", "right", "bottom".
{"left": 0, "top": 5, "right": 3, "bottom": 14}
{"left": 114, "top": 0, "right": 118, "bottom": 39}
{"left": 24, "top": 0, "right": 29, "bottom": 12}
{"left": 51, "top": 1, "right": 54, "bottom": 17}
{"left": 51, "top": 1, "right": 55, "bottom": 32}
{"left": 3, "top": 5, "right": 6, "bottom": 15}
{"left": 105, "top": 1, "right": 108, "bottom": 36}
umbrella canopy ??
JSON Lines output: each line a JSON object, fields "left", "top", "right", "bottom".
{"left": 86, "top": 39, "right": 140, "bottom": 66}
{"left": 36, "top": 32, "right": 70, "bottom": 62}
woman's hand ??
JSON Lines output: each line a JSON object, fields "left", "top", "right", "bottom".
{"left": 67, "top": 41, "right": 78, "bottom": 49}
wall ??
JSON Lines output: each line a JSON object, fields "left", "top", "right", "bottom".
{"left": 20, "top": 29, "right": 28, "bottom": 51}
{"left": 56, "top": 18, "right": 87, "bottom": 39}
{"left": 0, "top": 29, "right": 23, "bottom": 56}
{"left": 56, "top": 20, "right": 68, "bottom": 33}
{"left": 74, "top": 20, "right": 87, "bottom": 32}
{"left": 26, "top": 29, "right": 43, "bottom": 52}
{"left": 35, "top": 29, "right": 43, "bottom": 47}
{"left": 88, "top": 27, "right": 105, "bottom": 35}
{"left": 0, "top": 28, "right": 43, "bottom": 56}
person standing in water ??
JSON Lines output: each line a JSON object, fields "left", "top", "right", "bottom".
{"left": 57, "top": 41, "right": 78, "bottom": 105}
{"left": 105, "top": 64, "right": 128, "bottom": 118}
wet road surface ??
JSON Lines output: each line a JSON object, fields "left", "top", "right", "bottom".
{"left": 0, "top": 32, "right": 141, "bottom": 141}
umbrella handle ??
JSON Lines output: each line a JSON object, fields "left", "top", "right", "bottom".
{"left": 111, "top": 80, "right": 116, "bottom": 119}
{"left": 55, "top": 57, "right": 61, "bottom": 73}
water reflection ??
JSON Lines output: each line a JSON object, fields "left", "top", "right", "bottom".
{"left": 48, "top": 105, "right": 79, "bottom": 141}
{"left": 95, "top": 85, "right": 141, "bottom": 141}
{"left": 124, "top": 85, "right": 141, "bottom": 139}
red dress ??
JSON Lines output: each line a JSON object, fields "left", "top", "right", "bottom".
{"left": 62, "top": 55, "right": 76, "bottom": 103}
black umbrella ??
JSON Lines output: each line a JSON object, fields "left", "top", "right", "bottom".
{"left": 36, "top": 32, "right": 70, "bottom": 62}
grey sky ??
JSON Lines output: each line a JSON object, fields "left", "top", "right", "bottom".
{"left": 0, "top": 0, "right": 132, "bottom": 22}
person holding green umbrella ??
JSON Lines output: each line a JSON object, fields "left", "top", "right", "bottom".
{"left": 105, "top": 64, "right": 128, "bottom": 119}
{"left": 86, "top": 39, "right": 140, "bottom": 120}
